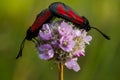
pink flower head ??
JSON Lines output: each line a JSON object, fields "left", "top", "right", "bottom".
{"left": 36, "top": 20, "right": 92, "bottom": 72}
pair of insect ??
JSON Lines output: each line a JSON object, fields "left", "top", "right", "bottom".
{"left": 16, "top": 2, "right": 110, "bottom": 59}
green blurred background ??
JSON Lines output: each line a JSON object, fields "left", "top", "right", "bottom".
{"left": 0, "top": 0, "right": 120, "bottom": 80}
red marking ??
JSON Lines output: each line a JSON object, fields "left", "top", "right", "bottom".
{"left": 69, "top": 10, "right": 84, "bottom": 23}
{"left": 31, "top": 9, "right": 52, "bottom": 32}
{"left": 57, "top": 5, "right": 84, "bottom": 24}
{"left": 57, "top": 5, "right": 70, "bottom": 17}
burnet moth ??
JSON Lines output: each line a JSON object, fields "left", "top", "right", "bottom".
{"left": 16, "top": 2, "right": 110, "bottom": 59}
{"left": 49, "top": 2, "right": 110, "bottom": 40}
{"left": 16, "top": 9, "right": 53, "bottom": 59}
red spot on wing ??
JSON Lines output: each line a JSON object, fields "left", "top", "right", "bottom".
{"left": 68, "top": 10, "right": 84, "bottom": 23}
{"left": 31, "top": 10, "right": 52, "bottom": 32}
{"left": 57, "top": 5, "right": 84, "bottom": 24}
{"left": 57, "top": 5, "right": 70, "bottom": 17}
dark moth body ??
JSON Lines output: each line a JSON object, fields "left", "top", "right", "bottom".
{"left": 26, "top": 9, "right": 53, "bottom": 40}
{"left": 16, "top": 9, "right": 53, "bottom": 59}
{"left": 49, "top": 2, "right": 110, "bottom": 40}
{"left": 49, "top": 2, "right": 91, "bottom": 31}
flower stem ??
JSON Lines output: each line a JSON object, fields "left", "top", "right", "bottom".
{"left": 58, "top": 63, "right": 64, "bottom": 80}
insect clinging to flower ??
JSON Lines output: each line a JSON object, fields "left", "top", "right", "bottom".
{"left": 16, "top": 2, "right": 110, "bottom": 59}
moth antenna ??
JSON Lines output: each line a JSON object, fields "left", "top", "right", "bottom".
{"left": 91, "top": 27, "right": 110, "bottom": 40}
{"left": 16, "top": 37, "right": 26, "bottom": 59}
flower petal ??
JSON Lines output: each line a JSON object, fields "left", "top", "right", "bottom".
{"left": 58, "top": 21, "right": 72, "bottom": 36}
{"left": 38, "top": 44, "right": 54, "bottom": 60}
{"left": 73, "top": 30, "right": 81, "bottom": 37}
{"left": 38, "top": 24, "right": 52, "bottom": 40}
{"left": 65, "top": 58, "right": 80, "bottom": 72}
{"left": 74, "top": 50, "right": 85, "bottom": 57}
{"left": 85, "top": 36, "right": 92, "bottom": 44}
{"left": 59, "top": 36, "right": 75, "bottom": 52}
{"left": 39, "top": 53, "right": 50, "bottom": 60}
